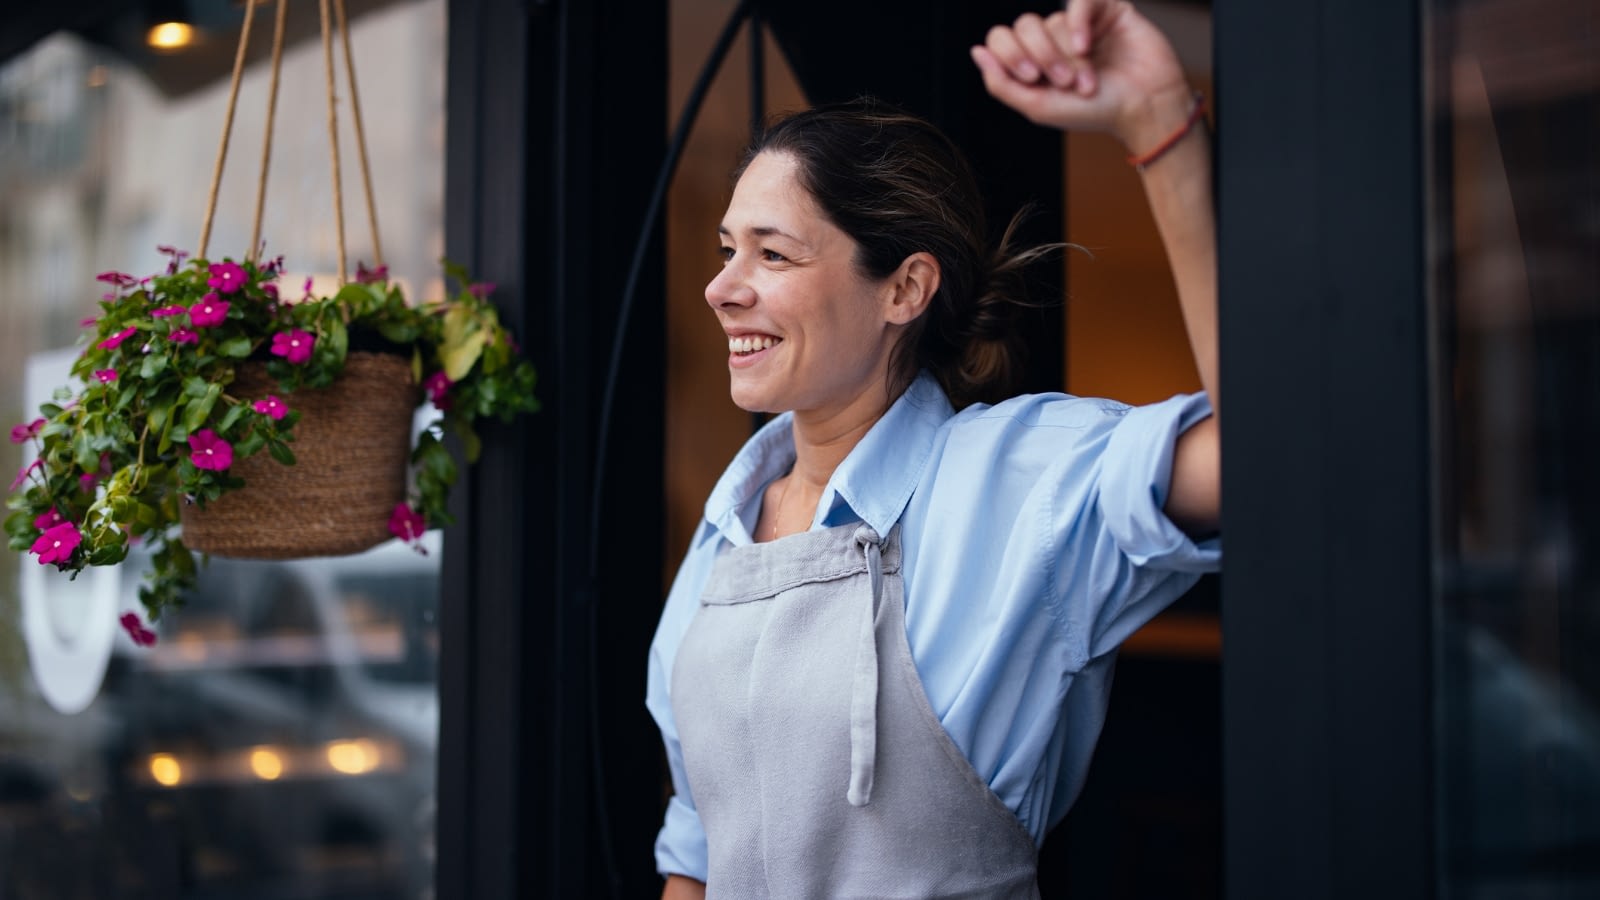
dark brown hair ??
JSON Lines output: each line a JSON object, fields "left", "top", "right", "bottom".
{"left": 736, "top": 97, "right": 1059, "bottom": 409}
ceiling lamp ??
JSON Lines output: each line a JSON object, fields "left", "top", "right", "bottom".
{"left": 146, "top": 21, "right": 197, "bottom": 51}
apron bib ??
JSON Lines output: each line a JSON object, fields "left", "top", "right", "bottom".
{"left": 672, "top": 523, "right": 1039, "bottom": 899}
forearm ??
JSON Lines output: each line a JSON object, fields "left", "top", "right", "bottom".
{"left": 663, "top": 874, "right": 707, "bottom": 900}
{"left": 1123, "top": 87, "right": 1218, "bottom": 417}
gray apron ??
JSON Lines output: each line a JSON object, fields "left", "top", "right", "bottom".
{"left": 672, "top": 523, "right": 1040, "bottom": 899}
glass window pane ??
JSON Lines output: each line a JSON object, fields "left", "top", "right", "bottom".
{"left": 1428, "top": 0, "right": 1600, "bottom": 896}
{"left": 1, "top": 2, "right": 445, "bottom": 895}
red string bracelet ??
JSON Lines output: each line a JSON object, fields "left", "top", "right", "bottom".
{"left": 1126, "top": 91, "right": 1207, "bottom": 172}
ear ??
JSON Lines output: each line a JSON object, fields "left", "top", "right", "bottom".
{"left": 882, "top": 252, "right": 940, "bottom": 326}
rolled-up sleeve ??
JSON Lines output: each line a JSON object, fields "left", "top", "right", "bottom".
{"left": 647, "top": 531, "right": 716, "bottom": 880}
{"left": 1098, "top": 392, "right": 1219, "bottom": 571}
{"left": 1065, "top": 391, "right": 1220, "bottom": 660}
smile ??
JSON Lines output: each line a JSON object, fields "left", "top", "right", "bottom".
{"left": 729, "top": 335, "right": 781, "bottom": 355}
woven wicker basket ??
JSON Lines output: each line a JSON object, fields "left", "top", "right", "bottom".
{"left": 180, "top": 352, "right": 420, "bottom": 559}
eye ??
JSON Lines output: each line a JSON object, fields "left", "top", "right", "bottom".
{"left": 716, "top": 245, "right": 734, "bottom": 263}
{"left": 760, "top": 248, "right": 787, "bottom": 263}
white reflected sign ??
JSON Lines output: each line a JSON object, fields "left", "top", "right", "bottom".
{"left": 19, "top": 347, "right": 128, "bottom": 714}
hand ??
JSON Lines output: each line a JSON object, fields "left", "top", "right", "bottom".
{"left": 971, "top": 0, "right": 1192, "bottom": 153}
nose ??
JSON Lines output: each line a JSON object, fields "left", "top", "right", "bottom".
{"left": 705, "top": 258, "right": 755, "bottom": 310}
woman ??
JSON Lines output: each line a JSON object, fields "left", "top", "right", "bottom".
{"left": 649, "top": 2, "right": 1219, "bottom": 896}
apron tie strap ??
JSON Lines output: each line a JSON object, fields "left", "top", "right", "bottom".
{"left": 847, "top": 524, "right": 883, "bottom": 807}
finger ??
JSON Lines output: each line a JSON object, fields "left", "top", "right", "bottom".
{"left": 1012, "top": 13, "right": 1075, "bottom": 87}
{"left": 982, "top": 24, "right": 1041, "bottom": 84}
{"left": 1040, "top": 11, "right": 1087, "bottom": 90}
{"left": 971, "top": 45, "right": 1061, "bottom": 127}
{"left": 1064, "top": 0, "right": 1101, "bottom": 56}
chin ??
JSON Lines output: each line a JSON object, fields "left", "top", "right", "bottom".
{"left": 728, "top": 377, "right": 785, "bottom": 414}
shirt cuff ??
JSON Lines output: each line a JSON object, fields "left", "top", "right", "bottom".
{"left": 654, "top": 794, "right": 709, "bottom": 881}
{"left": 1098, "top": 392, "right": 1221, "bottom": 571}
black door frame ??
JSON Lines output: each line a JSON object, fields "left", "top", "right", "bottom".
{"left": 1216, "top": 0, "right": 1433, "bottom": 896}
{"left": 439, "top": 0, "right": 667, "bottom": 895}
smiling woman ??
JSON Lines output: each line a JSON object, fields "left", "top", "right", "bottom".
{"left": 650, "top": 1, "right": 1220, "bottom": 896}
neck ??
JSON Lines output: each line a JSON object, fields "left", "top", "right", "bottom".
{"left": 786, "top": 374, "right": 900, "bottom": 499}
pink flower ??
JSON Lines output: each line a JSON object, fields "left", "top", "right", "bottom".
{"left": 388, "top": 503, "right": 428, "bottom": 553}
{"left": 188, "top": 294, "right": 229, "bottom": 327}
{"left": 467, "top": 281, "right": 496, "bottom": 298}
{"left": 207, "top": 261, "right": 246, "bottom": 294}
{"left": 98, "top": 326, "right": 137, "bottom": 350}
{"left": 80, "top": 315, "right": 99, "bottom": 328}
{"left": 188, "top": 429, "right": 233, "bottom": 471}
{"left": 168, "top": 328, "right": 198, "bottom": 345}
{"left": 270, "top": 329, "right": 315, "bottom": 364}
{"left": 150, "top": 305, "right": 186, "bottom": 318}
{"left": 33, "top": 508, "right": 64, "bottom": 530}
{"left": 355, "top": 262, "right": 389, "bottom": 284}
{"left": 96, "top": 271, "right": 137, "bottom": 288}
{"left": 423, "top": 371, "right": 453, "bottom": 410}
{"left": 253, "top": 395, "right": 287, "bottom": 420}
{"left": 10, "top": 418, "right": 44, "bottom": 444}
{"left": 30, "top": 522, "right": 81, "bottom": 565}
{"left": 11, "top": 458, "right": 42, "bottom": 490}
{"left": 79, "top": 472, "right": 98, "bottom": 492}
{"left": 301, "top": 277, "right": 314, "bottom": 300}
{"left": 94, "top": 369, "right": 118, "bottom": 384}
{"left": 261, "top": 282, "right": 279, "bottom": 301}
{"left": 119, "top": 612, "right": 158, "bottom": 647}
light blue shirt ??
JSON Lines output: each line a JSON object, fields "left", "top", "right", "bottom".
{"left": 647, "top": 372, "right": 1220, "bottom": 880}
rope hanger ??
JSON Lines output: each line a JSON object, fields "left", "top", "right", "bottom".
{"left": 197, "top": 0, "right": 384, "bottom": 283}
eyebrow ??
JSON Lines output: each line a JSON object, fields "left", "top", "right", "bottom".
{"left": 717, "top": 224, "right": 803, "bottom": 243}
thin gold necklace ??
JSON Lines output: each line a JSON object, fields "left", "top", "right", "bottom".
{"left": 767, "top": 475, "right": 791, "bottom": 542}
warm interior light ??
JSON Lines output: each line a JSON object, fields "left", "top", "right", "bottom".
{"left": 146, "top": 22, "right": 196, "bottom": 51}
{"left": 249, "top": 748, "right": 284, "bottom": 781}
{"left": 149, "top": 753, "right": 182, "bottom": 787}
{"left": 325, "top": 739, "right": 378, "bottom": 775}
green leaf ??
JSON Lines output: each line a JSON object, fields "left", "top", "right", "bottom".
{"left": 459, "top": 422, "right": 482, "bottom": 464}
{"left": 234, "top": 430, "right": 267, "bottom": 459}
{"left": 420, "top": 438, "right": 457, "bottom": 486}
{"left": 218, "top": 335, "right": 252, "bottom": 358}
{"left": 326, "top": 318, "right": 349, "bottom": 366}
{"left": 182, "top": 383, "right": 221, "bottom": 432}
{"left": 441, "top": 258, "right": 473, "bottom": 288}
{"left": 140, "top": 353, "right": 169, "bottom": 379}
{"left": 441, "top": 329, "right": 488, "bottom": 381}
{"left": 267, "top": 442, "right": 297, "bottom": 466}
{"left": 73, "top": 429, "right": 98, "bottom": 471}
{"left": 216, "top": 402, "right": 247, "bottom": 434}
{"left": 379, "top": 319, "right": 421, "bottom": 345}
{"left": 182, "top": 375, "right": 210, "bottom": 399}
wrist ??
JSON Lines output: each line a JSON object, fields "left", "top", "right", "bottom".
{"left": 1123, "top": 89, "right": 1206, "bottom": 172}
{"left": 1116, "top": 83, "right": 1200, "bottom": 156}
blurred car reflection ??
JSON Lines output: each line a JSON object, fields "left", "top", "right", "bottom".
{"left": 101, "top": 534, "right": 441, "bottom": 899}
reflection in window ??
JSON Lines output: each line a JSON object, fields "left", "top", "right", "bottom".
{"left": 1428, "top": 0, "right": 1600, "bottom": 895}
{"left": 0, "top": 1, "right": 445, "bottom": 896}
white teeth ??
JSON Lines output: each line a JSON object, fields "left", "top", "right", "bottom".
{"left": 729, "top": 335, "right": 778, "bottom": 354}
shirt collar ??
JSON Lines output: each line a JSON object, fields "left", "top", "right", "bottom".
{"left": 698, "top": 372, "right": 953, "bottom": 548}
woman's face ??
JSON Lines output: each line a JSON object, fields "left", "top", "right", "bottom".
{"left": 707, "top": 152, "right": 900, "bottom": 417}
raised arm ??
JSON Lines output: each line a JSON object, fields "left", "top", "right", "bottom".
{"left": 971, "top": 0, "right": 1219, "bottom": 533}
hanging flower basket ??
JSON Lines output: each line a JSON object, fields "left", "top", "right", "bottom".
{"left": 5, "top": 253, "right": 539, "bottom": 630}
{"left": 178, "top": 352, "right": 419, "bottom": 559}
{"left": 5, "top": 0, "right": 539, "bottom": 641}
